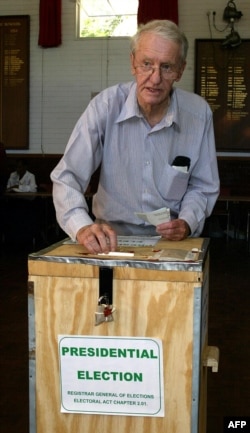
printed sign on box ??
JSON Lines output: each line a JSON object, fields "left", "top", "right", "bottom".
{"left": 58, "top": 335, "right": 164, "bottom": 417}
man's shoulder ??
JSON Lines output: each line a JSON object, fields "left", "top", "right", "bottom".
{"left": 89, "top": 82, "right": 136, "bottom": 118}
{"left": 174, "top": 87, "right": 211, "bottom": 116}
{"left": 98, "top": 82, "right": 135, "bottom": 101}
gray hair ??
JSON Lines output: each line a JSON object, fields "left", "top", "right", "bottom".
{"left": 130, "top": 20, "right": 189, "bottom": 63}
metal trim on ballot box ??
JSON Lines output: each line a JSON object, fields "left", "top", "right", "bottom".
{"left": 28, "top": 238, "right": 209, "bottom": 272}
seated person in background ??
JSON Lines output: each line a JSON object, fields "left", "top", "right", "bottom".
{"left": 6, "top": 159, "right": 37, "bottom": 193}
{"left": 51, "top": 19, "right": 220, "bottom": 254}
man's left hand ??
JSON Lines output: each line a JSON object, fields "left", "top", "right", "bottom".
{"left": 156, "top": 219, "right": 190, "bottom": 241}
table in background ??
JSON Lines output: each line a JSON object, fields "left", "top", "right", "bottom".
{"left": 217, "top": 195, "right": 250, "bottom": 244}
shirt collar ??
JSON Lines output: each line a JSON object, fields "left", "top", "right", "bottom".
{"left": 116, "top": 82, "right": 141, "bottom": 123}
{"left": 159, "top": 88, "right": 180, "bottom": 129}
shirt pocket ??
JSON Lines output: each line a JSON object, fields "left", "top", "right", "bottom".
{"left": 158, "top": 164, "right": 190, "bottom": 201}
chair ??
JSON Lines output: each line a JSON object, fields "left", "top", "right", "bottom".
{"left": 211, "top": 200, "right": 231, "bottom": 240}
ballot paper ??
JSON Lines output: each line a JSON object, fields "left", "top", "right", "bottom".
{"left": 117, "top": 235, "right": 161, "bottom": 247}
{"left": 135, "top": 207, "right": 171, "bottom": 226}
{"left": 63, "top": 235, "right": 161, "bottom": 247}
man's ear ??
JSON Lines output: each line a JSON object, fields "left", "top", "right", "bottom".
{"left": 175, "top": 61, "right": 186, "bottom": 82}
{"left": 130, "top": 53, "right": 136, "bottom": 76}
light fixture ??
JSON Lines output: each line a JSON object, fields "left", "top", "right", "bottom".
{"left": 223, "top": 0, "right": 242, "bottom": 22}
{"left": 222, "top": 1, "right": 242, "bottom": 48}
{"left": 210, "top": 1, "right": 243, "bottom": 49}
{"left": 221, "top": 26, "right": 241, "bottom": 48}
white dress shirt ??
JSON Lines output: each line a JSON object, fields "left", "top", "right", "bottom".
{"left": 7, "top": 170, "right": 37, "bottom": 193}
{"left": 51, "top": 81, "right": 220, "bottom": 239}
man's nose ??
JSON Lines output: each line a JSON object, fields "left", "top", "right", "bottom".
{"left": 149, "top": 67, "right": 162, "bottom": 82}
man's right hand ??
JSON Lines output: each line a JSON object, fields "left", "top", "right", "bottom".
{"left": 76, "top": 223, "right": 117, "bottom": 254}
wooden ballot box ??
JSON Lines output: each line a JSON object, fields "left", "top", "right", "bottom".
{"left": 28, "top": 237, "right": 218, "bottom": 433}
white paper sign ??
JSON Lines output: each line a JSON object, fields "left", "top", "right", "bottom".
{"left": 58, "top": 335, "right": 164, "bottom": 417}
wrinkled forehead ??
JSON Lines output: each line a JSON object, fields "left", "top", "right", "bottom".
{"left": 134, "top": 33, "right": 182, "bottom": 63}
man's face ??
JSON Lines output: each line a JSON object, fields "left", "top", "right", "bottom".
{"left": 17, "top": 161, "right": 26, "bottom": 177}
{"left": 131, "top": 33, "right": 186, "bottom": 110}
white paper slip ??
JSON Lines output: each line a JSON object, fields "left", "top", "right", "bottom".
{"left": 135, "top": 207, "right": 171, "bottom": 226}
{"left": 98, "top": 251, "right": 134, "bottom": 257}
{"left": 117, "top": 235, "right": 161, "bottom": 247}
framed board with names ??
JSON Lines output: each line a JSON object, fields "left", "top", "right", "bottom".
{"left": 195, "top": 39, "right": 250, "bottom": 152}
{"left": 0, "top": 15, "right": 30, "bottom": 149}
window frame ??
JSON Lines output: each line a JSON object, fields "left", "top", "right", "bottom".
{"left": 76, "top": 0, "right": 139, "bottom": 39}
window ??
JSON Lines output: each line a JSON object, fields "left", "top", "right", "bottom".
{"left": 77, "top": 0, "right": 139, "bottom": 38}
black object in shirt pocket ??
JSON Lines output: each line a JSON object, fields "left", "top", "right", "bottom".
{"left": 171, "top": 155, "right": 190, "bottom": 170}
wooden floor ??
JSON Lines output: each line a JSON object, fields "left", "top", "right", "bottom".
{"left": 0, "top": 236, "right": 250, "bottom": 433}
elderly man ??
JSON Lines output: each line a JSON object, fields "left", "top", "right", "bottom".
{"left": 51, "top": 20, "right": 219, "bottom": 253}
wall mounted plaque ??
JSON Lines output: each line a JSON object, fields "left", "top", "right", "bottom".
{"left": 195, "top": 39, "right": 250, "bottom": 152}
{"left": 0, "top": 15, "right": 30, "bottom": 149}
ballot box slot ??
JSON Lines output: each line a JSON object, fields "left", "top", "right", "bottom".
{"left": 99, "top": 266, "right": 113, "bottom": 305}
